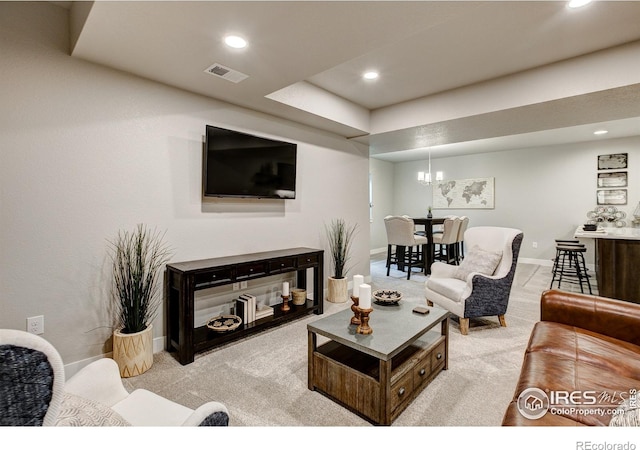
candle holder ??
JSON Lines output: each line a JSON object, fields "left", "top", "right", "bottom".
{"left": 281, "top": 294, "right": 290, "bottom": 312}
{"left": 350, "top": 295, "right": 361, "bottom": 325}
{"left": 356, "top": 308, "right": 373, "bottom": 335}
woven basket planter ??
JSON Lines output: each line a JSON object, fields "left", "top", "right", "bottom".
{"left": 112, "top": 324, "right": 153, "bottom": 378}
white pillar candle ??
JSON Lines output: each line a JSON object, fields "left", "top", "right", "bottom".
{"left": 359, "top": 284, "right": 371, "bottom": 309}
{"left": 283, "top": 281, "right": 289, "bottom": 296}
{"left": 352, "top": 274, "right": 364, "bottom": 297}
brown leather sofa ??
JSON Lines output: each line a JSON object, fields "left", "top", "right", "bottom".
{"left": 502, "top": 289, "right": 640, "bottom": 426}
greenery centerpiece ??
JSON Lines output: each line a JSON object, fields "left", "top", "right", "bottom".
{"left": 324, "top": 218, "right": 357, "bottom": 303}
{"left": 108, "top": 224, "right": 172, "bottom": 377}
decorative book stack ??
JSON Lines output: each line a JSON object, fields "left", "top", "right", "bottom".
{"left": 236, "top": 293, "right": 273, "bottom": 323}
{"left": 255, "top": 304, "right": 274, "bottom": 320}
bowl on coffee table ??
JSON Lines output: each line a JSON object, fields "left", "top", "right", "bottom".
{"left": 373, "top": 289, "right": 402, "bottom": 305}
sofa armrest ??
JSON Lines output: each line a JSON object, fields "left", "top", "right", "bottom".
{"left": 541, "top": 289, "right": 640, "bottom": 346}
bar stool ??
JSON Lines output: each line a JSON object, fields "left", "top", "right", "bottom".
{"left": 550, "top": 243, "right": 593, "bottom": 294}
{"left": 551, "top": 239, "right": 580, "bottom": 273}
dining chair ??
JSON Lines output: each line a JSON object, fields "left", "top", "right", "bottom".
{"left": 384, "top": 215, "right": 428, "bottom": 280}
{"left": 432, "top": 217, "right": 462, "bottom": 265}
{"left": 455, "top": 216, "right": 470, "bottom": 263}
{"left": 432, "top": 214, "right": 457, "bottom": 235}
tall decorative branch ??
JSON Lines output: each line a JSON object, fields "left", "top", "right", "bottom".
{"left": 108, "top": 224, "right": 172, "bottom": 334}
{"left": 325, "top": 218, "right": 358, "bottom": 279}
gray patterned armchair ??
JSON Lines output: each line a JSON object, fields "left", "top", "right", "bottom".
{"left": 0, "top": 329, "right": 229, "bottom": 426}
{"left": 424, "top": 227, "right": 523, "bottom": 335}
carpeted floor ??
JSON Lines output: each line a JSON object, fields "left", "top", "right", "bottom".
{"left": 124, "top": 255, "right": 589, "bottom": 427}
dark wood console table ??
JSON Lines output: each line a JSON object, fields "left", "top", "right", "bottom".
{"left": 165, "top": 247, "right": 324, "bottom": 365}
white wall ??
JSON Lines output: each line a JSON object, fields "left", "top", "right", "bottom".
{"left": 371, "top": 136, "right": 640, "bottom": 264}
{"left": 369, "top": 158, "right": 395, "bottom": 252}
{"left": 0, "top": 3, "right": 370, "bottom": 365}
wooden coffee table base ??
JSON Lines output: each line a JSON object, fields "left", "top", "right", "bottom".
{"left": 308, "top": 317, "right": 448, "bottom": 425}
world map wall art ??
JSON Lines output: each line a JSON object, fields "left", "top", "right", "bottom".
{"left": 432, "top": 177, "right": 495, "bottom": 209}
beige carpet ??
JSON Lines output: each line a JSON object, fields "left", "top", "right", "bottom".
{"left": 124, "top": 257, "right": 573, "bottom": 427}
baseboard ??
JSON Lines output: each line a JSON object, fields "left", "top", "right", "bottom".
{"left": 518, "top": 257, "right": 553, "bottom": 267}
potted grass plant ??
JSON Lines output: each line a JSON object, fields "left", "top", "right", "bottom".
{"left": 324, "top": 218, "right": 358, "bottom": 303}
{"left": 108, "top": 224, "right": 172, "bottom": 377}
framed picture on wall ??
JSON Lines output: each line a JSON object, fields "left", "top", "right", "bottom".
{"left": 598, "top": 153, "right": 628, "bottom": 170}
{"left": 597, "top": 189, "right": 627, "bottom": 205}
{"left": 597, "top": 171, "right": 627, "bottom": 188}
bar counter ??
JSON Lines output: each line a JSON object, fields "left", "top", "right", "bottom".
{"left": 575, "top": 226, "right": 640, "bottom": 304}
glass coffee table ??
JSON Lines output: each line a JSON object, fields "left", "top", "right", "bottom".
{"left": 307, "top": 298, "right": 449, "bottom": 425}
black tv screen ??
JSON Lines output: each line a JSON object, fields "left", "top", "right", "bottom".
{"left": 203, "top": 125, "right": 297, "bottom": 199}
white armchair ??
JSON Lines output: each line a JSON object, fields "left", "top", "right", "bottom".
{"left": 0, "top": 329, "right": 229, "bottom": 426}
{"left": 425, "top": 226, "right": 523, "bottom": 335}
{"left": 65, "top": 358, "right": 229, "bottom": 426}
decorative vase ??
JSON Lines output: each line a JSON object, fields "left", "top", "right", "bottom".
{"left": 112, "top": 324, "right": 153, "bottom": 378}
{"left": 427, "top": 211, "right": 433, "bottom": 218}
{"left": 327, "top": 277, "right": 349, "bottom": 303}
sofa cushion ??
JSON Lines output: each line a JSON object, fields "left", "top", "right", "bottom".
{"left": 511, "top": 351, "right": 640, "bottom": 426}
{"left": 453, "top": 245, "right": 502, "bottom": 281}
{"left": 426, "top": 277, "right": 467, "bottom": 302}
{"left": 527, "top": 322, "right": 640, "bottom": 379}
{"left": 506, "top": 320, "right": 640, "bottom": 426}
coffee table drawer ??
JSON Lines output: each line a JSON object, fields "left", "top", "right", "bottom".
{"left": 431, "top": 341, "right": 446, "bottom": 369}
{"left": 413, "top": 357, "right": 432, "bottom": 390}
{"left": 390, "top": 370, "right": 414, "bottom": 413}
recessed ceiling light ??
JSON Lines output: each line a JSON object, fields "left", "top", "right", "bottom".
{"left": 224, "top": 35, "right": 247, "bottom": 49}
{"left": 568, "top": 0, "right": 592, "bottom": 8}
{"left": 594, "top": 130, "right": 609, "bottom": 136}
{"left": 363, "top": 71, "right": 379, "bottom": 80}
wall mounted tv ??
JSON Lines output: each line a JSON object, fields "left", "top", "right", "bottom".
{"left": 203, "top": 125, "right": 297, "bottom": 199}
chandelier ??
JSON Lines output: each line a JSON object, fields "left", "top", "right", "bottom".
{"left": 417, "top": 151, "right": 443, "bottom": 185}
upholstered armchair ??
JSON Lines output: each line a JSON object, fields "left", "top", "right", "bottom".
{"left": 0, "top": 329, "right": 229, "bottom": 426}
{"left": 0, "top": 329, "right": 65, "bottom": 425}
{"left": 424, "top": 227, "right": 523, "bottom": 335}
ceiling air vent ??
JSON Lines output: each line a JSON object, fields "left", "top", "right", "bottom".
{"left": 204, "top": 63, "right": 248, "bottom": 83}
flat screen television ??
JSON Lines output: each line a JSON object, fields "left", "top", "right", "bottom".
{"left": 203, "top": 125, "right": 297, "bottom": 199}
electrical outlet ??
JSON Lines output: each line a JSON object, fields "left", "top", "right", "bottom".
{"left": 27, "top": 315, "right": 44, "bottom": 335}
{"left": 232, "top": 282, "right": 240, "bottom": 291}
{"left": 532, "top": 242, "right": 538, "bottom": 249}
{"left": 240, "top": 281, "right": 248, "bottom": 289}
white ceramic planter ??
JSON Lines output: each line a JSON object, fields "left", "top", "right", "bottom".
{"left": 327, "top": 276, "right": 348, "bottom": 303}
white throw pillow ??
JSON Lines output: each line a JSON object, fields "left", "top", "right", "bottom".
{"left": 453, "top": 245, "right": 503, "bottom": 281}
{"left": 55, "top": 393, "right": 130, "bottom": 426}
{"left": 609, "top": 398, "right": 640, "bottom": 426}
